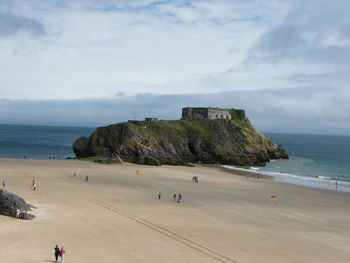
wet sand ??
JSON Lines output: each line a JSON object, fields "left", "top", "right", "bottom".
{"left": 0, "top": 158, "right": 349, "bottom": 263}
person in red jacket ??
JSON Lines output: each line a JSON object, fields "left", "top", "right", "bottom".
{"left": 31, "top": 179, "right": 37, "bottom": 190}
{"left": 60, "top": 247, "right": 65, "bottom": 263}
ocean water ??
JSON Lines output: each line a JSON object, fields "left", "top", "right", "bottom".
{"left": 0, "top": 124, "right": 94, "bottom": 159}
{"left": 0, "top": 124, "right": 349, "bottom": 192}
{"left": 227, "top": 133, "right": 350, "bottom": 192}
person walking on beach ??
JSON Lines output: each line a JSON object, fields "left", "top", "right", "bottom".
{"left": 60, "top": 247, "right": 66, "bottom": 262}
{"left": 85, "top": 175, "right": 89, "bottom": 182}
{"left": 2, "top": 180, "right": 5, "bottom": 188}
{"left": 54, "top": 245, "right": 60, "bottom": 262}
{"left": 157, "top": 191, "right": 161, "bottom": 199}
{"left": 173, "top": 194, "right": 177, "bottom": 201}
{"left": 16, "top": 209, "right": 20, "bottom": 218}
{"left": 31, "top": 179, "right": 37, "bottom": 189}
{"left": 177, "top": 194, "right": 182, "bottom": 203}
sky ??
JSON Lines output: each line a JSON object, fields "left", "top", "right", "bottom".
{"left": 1, "top": 0, "right": 350, "bottom": 134}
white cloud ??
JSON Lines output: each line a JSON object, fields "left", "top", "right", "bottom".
{"left": 0, "top": 0, "right": 290, "bottom": 99}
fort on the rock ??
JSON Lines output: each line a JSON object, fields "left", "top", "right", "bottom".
{"left": 182, "top": 107, "right": 245, "bottom": 120}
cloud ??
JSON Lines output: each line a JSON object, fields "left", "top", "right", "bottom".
{"left": 245, "top": 0, "right": 350, "bottom": 67}
{"left": 0, "top": 1, "right": 349, "bottom": 134}
{"left": 0, "top": 0, "right": 290, "bottom": 99}
{"left": 0, "top": 11, "right": 45, "bottom": 37}
{"left": 1, "top": 87, "right": 350, "bottom": 135}
{"left": 213, "top": 0, "right": 350, "bottom": 135}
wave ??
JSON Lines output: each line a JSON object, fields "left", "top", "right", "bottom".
{"left": 223, "top": 165, "right": 350, "bottom": 192}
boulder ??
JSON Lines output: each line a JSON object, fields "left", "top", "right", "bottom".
{"left": 0, "top": 189, "right": 35, "bottom": 220}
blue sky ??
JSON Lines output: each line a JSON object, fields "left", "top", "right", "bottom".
{"left": 0, "top": 0, "right": 350, "bottom": 134}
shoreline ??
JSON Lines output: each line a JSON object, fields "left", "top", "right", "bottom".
{"left": 1, "top": 156, "right": 349, "bottom": 193}
{"left": 222, "top": 164, "right": 350, "bottom": 193}
{"left": 221, "top": 165, "right": 274, "bottom": 179}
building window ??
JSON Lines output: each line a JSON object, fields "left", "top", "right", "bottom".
{"left": 221, "top": 115, "right": 223, "bottom": 118}
{"left": 216, "top": 114, "right": 218, "bottom": 118}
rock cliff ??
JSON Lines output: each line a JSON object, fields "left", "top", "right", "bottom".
{"left": 0, "top": 189, "right": 35, "bottom": 219}
{"left": 73, "top": 116, "right": 288, "bottom": 166}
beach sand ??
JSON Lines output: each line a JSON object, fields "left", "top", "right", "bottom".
{"left": 0, "top": 158, "right": 349, "bottom": 263}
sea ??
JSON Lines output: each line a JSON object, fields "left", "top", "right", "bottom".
{"left": 0, "top": 124, "right": 349, "bottom": 192}
{"left": 0, "top": 124, "right": 94, "bottom": 159}
{"left": 226, "top": 133, "right": 350, "bottom": 192}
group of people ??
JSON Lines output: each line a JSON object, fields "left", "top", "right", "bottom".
{"left": 54, "top": 245, "right": 66, "bottom": 263}
{"left": 173, "top": 194, "right": 182, "bottom": 203}
{"left": 156, "top": 176, "right": 198, "bottom": 202}
{"left": 156, "top": 192, "right": 182, "bottom": 203}
{"left": 2, "top": 178, "right": 37, "bottom": 190}
{"left": 15, "top": 209, "right": 27, "bottom": 219}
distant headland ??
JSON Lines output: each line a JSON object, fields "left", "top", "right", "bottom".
{"left": 73, "top": 107, "right": 288, "bottom": 166}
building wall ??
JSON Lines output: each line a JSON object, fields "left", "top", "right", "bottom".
{"left": 182, "top": 107, "right": 231, "bottom": 120}
{"left": 208, "top": 108, "right": 231, "bottom": 120}
{"left": 182, "top": 107, "right": 208, "bottom": 119}
{"left": 145, "top": 117, "right": 158, "bottom": 122}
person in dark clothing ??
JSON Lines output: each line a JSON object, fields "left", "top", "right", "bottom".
{"left": 173, "top": 194, "right": 177, "bottom": 201}
{"left": 54, "top": 245, "right": 60, "bottom": 262}
{"left": 177, "top": 194, "right": 182, "bottom": 203}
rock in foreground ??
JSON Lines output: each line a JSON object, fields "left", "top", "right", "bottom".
{"left": 0, "top": 189, "right": 35, "bottom": 220}
{"left": 73, "top": 117, "right": 288, "bottom": 166}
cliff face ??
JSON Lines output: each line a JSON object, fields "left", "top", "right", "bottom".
{"left": 73, "top": 117, "right": 288, "bottom": 166}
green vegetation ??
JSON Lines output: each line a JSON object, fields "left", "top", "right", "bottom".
{"left": 130, "top": 118, "right": 215, "bottom": 139}
{"left": 104, "top": 117, "right": 273, "bottom": 152}
{"left": 131, "top": 123, "right": 159, "bottom": 137}
{"left": 229, "top": 108, "right": 245, "bottom": 120}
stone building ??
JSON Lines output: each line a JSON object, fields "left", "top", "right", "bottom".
{"left": 145, "top": 117, "right": 158, "bottom": 122}
{"left": 182, "top": 107, "right": 232, "bottom": 120}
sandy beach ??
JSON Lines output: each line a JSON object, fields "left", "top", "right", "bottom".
{"left": 0, "top": 158, "right": 349, "bottom": 263}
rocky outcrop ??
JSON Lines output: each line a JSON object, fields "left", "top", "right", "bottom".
{"left": 73, "top": 117, "right": 289, "bottom": 166}
{"left": 0, "top": 189, "right": 35, "bottom": 220}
